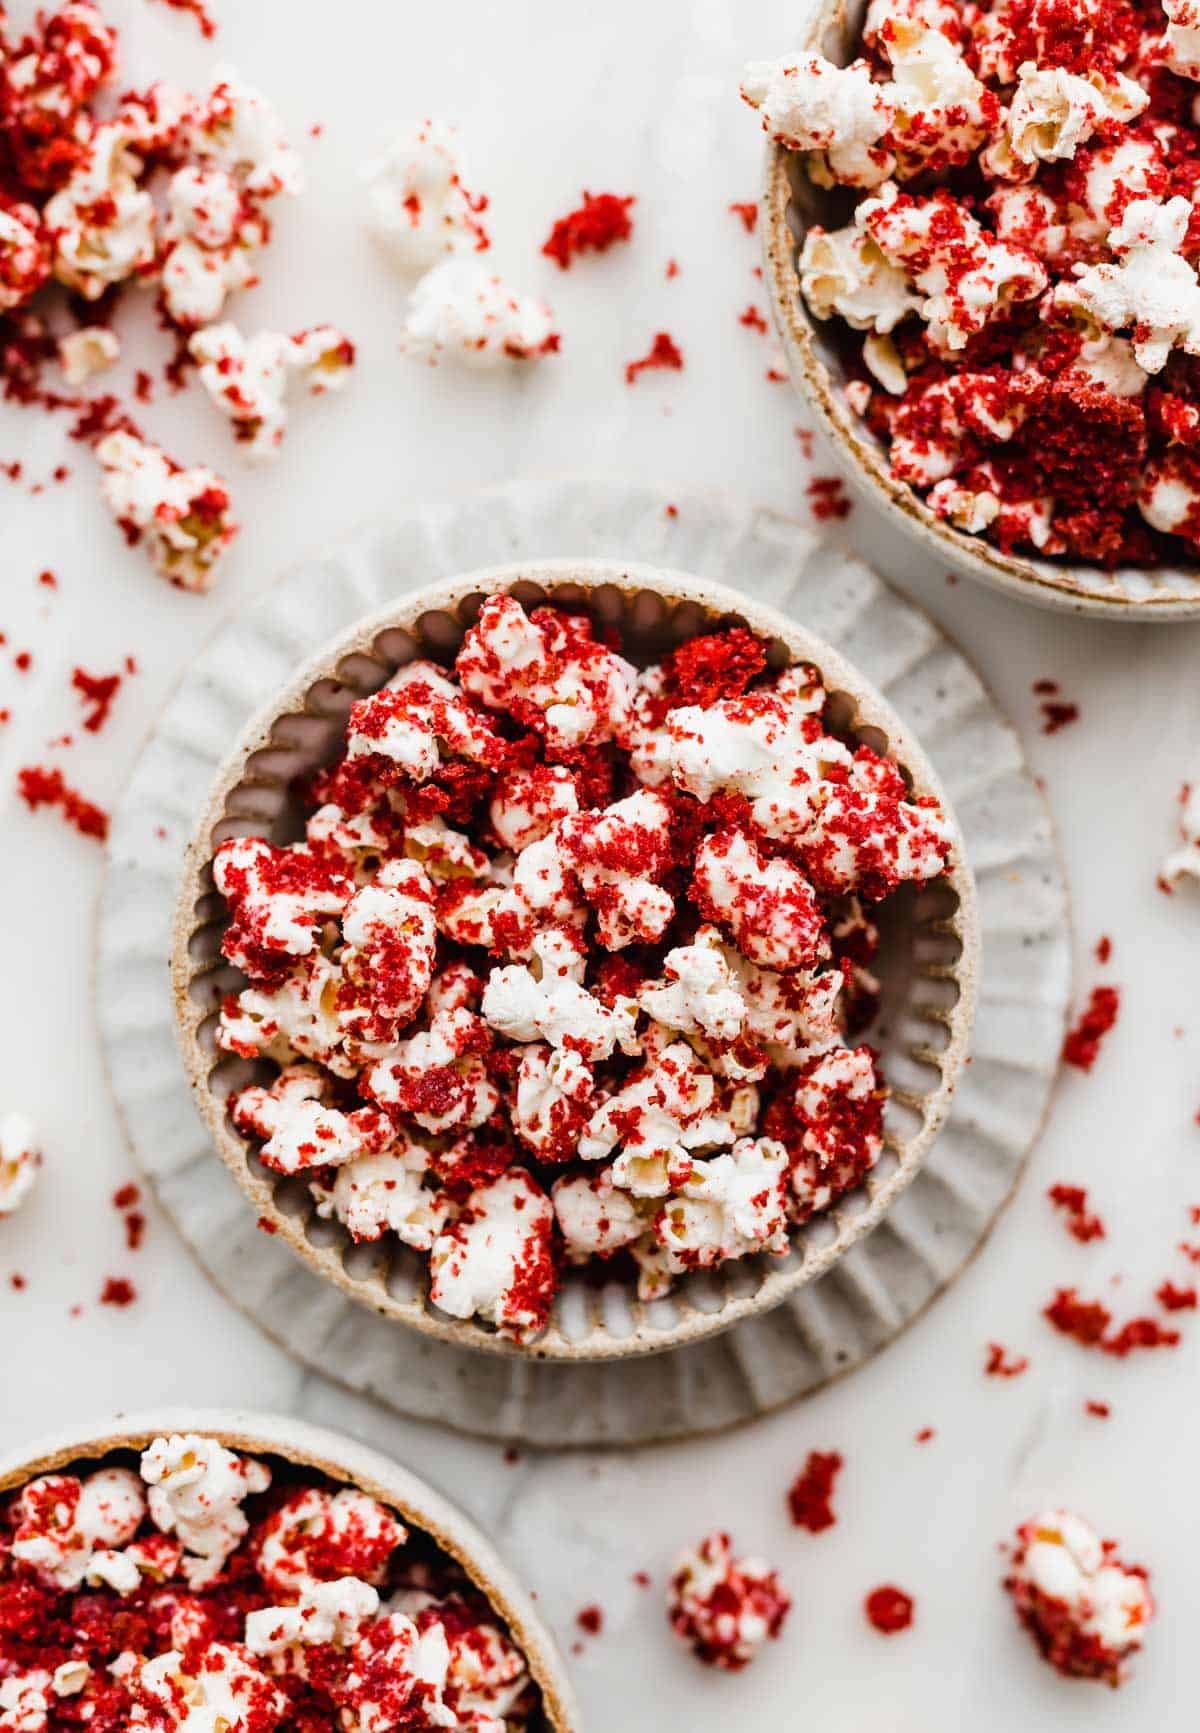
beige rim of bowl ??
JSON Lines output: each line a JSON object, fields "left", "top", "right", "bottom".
{"left": 761, "top": 0, "right": 1200, "bottom": 620}
{"left": 0, "top": 1407, "right": 579, "bottom": 1731}
{"left": 171, "top": 558, "right": 980, "bottom": 1362}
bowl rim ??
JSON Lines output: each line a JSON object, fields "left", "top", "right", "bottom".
{"left": 170, "top": 556, "right": 980, "bottom": 1362}
{"left": 0, "top": 1406, "right": 579, "bottom": 1732}
{"left": 759, "top": 1, "right": 1200, "bottom": 621}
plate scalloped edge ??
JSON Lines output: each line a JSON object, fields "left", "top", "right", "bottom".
{"left": 95, "top": 474, "right": 1072, "bottom": 1448}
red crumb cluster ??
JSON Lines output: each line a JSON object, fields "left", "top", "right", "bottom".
{"left": 625, "top": 330, "right": 684, "bottom": 384}
{"left": 146, "top": 0, "right": 216, "bottom": 36}
{"left": 16, "top": 764, "right": 108, "bottom": 841}
{"left": 1047, "top": 1183, "right": 1106, "bottom": 1243}
{"left": 98, "top": 1276, "right": 136, "bottom": 1306}
{"left": 1034, "top": 681, "right": 1081, "bottom": 734}
{"left": 787, "top": 1450, "right": 843, "bottom": 1533}
{"left": 864, "top": 1584, "right": 914, "bottom": 1634}
{"left": 729, "top": 201, "right": 758, "bottom": 234}
{"left": 71, "top": 665, "right": 123, "bottom": 732}
{"left": 986, "top": 1342, "right": 1029, "bottom": 1378}
{"left": 807, "top": 475, "right": 853, "bottom": 521}
{"left": 1062, "top": 986, "right": 1120, "bottom": 1071}
{"left": 542, "top": 192, "right": 635, "bottom": 270}
{"left": 114, "top": 1182, "right": 145, "bottom": 1251}
{"left": 1043, "top": 1286, "right": 1183, "bottom": 1355}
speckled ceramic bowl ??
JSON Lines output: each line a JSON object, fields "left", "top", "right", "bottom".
{"left": 0, "top": 1408, "right": 578, "bottom": 1730}
{"left": 172, "top": 559, "right": 978, "bottom": 1361}
{"left": 762, "top": 0, "right": 1200, "bottom": 619}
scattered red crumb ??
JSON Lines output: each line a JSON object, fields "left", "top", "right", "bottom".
{"left": 576, "top": 1605, "right": 604, "bottom": 1636}
{"left": 113, "top": 1183, "right": 140, "bottom": 1209}
{"left": 309, "top": 122, "right": 323, "bottom": 138}
{"left": 729, "top": 201, "right": 758, "bottom": 234}
{"left": 633, "top": 1571, "right": 651, "bottom": 1588}
{"left": 625, "top": 331, "right": 684, "bottom": 385}
{"left": 256, "top": 1214, "right": 278, "bottom": 1234}
{"left": 795, "top": 428, "right": 814, "bottom": 459}
{"left": 502, "top": 1447, "right": 520, "bottom": 1465}
{"left": 124, "top": 1212, "right": 146, "bottom": 1251}
{"left": 72, "top": 666, "right": 122, "bottom": 733}
{"left": 1041, "top": 700, "right": 1080, "bottom": 735}
{"left": 665, "top": 258, "right": 680, "bottom": 279}
{"left": 134, "top": 368, "right": 154, "bottom": 404}
{"left": 1095, "top": 935, "right": 1112, "bottom": 964}
{"left": 1047, "top": 1184, "right": 1106, "bottom": 1244}
{"left": 1084, "top": 1399, "right": 1111, "bottom": 1418}
{"left": 9, "top": 1273, "right": 26, "bottom": 1291}
{"left": 0, "top": 711, "right": 10, "bottom": 725}
{"left": 807, "top": 475, "right": 852, "bottom": 521}
{"left": 99, "top": 1277, "right": 136, "bottom": 1307}
{"left": 1043, "top": 1287, "right": 1182, "bottom": 1356}
{"left": 864, "top": 1586, "right": 914, "bottom": 1635}
{"left": 766, "top": 367, "right": 788, "bottom": 382}
{"left": 14, "top": 651, "right": 32, "bottom": 672}
{"left": 914, "top": 1427, "right": 935, "bottom": 1443}
{"left": 1061, "top": 987, "right": 1120, "bottom": 1072}
{"left": 543, "top": 192, "right": 635, "bottom": 270}
{"left": 738, "top": 304, "right": 768, "bottom": 334}
{"left": 145, "top": 0, "right": 216, "bottom": 36}
{"left": 69, "top": 1304, "right": 83, "bottom": 1319}
{"left": 665, "top": 503, "right": 678, "bottom": 519}
{"left": 37, "top": 569, "right": 57, "bottom": 589}
{"left": 1032, "top": 678, "right": 1058, "bottom": 695}
{"left": 986, "top": 1342, "right": 1030, "bottom": 1378}
{"left": 787, "top": 1450, "right": 843, "bottom": 1534}
{"left": 16, "top": 765, "right": 109, "bottom": 842}
{"left": 1181, "top": 1242, "right": 1200, "bottom": 1264}
{"left": 125, "top": 654, "right": 138, "bottom": 675}
{"left": 1156, "top": 1280, "right": 1197, "bottom": 1312}
{"left": 52, "top": 465, "right": 69, "bottom": 483}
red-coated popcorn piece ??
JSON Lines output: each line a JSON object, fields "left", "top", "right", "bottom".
{"left": 0, "top": 2, "right": 118, "bottom": 190}
{"left": 765, "top": 1045, "right": 885, "bottom": 1220}
{"left": 1005, "top": 1510, "right": 1154, "bottom": 1686}
{"left": 214, "top": 837, "right": 352, "bottom": 982}
{"left": 429, "top": 1168, "right": 558, "bottom": 1342}
{"left": 802, "top": 747, "right": 953, "bottom": 898}
{"left": 95, "top": 431, "right": 239, "bottom": 592}
{"left": 254, "top": 1486, "right": 405, "bottom": 1594}
{"left": 0, "top": 198, "right": 51, "bottom": 313}
{"left": 692, "top": 827, "right": 825, "bottom": 971}
{"left": 667, "top": 1531, "right": 792, "bottom": 1670}
{"left": 336, "top": 859, "right": 438, "bottom": 1048}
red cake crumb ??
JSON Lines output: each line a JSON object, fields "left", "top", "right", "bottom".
{"left": 1044, "top": 1288, "right": 1182, "bottom": 1356}
{"left": 1041, "top": 701, "right": 1080, "bottom": 735}
{"left": 625, "top": 331, "right": 684, "bottom": 384}
{"left": 72, "top": 666, "right": 123, "bottom": 732}
{"left": 807, "top": 475, "right": 852, "bottom": 521}
{"left": 542, "top": 192, "right": 635, "bottom": 270}
{"left": 576, "top": 1605, "right": 604, "bottom": 1635}
{"left": 729, "top": 202, "right": 758, "bottom": 233}
{"left": 633, "top": 1570, "right": 651, "bottom": 1587}
{"left": 134, "top": 368, "right": 154, "bottom": 403}
{"left": 16, "top": 765, "right": 109, "bottom": 842}
{"left": 1061, "top": 987, "right": 1120, "bottom": 1072}
{"left": 1155, "top": 1280, "right": 1197, "bottom": 1311}
{"left": 37, "top": 569, "right": 57, "bottom": 589}
{"left": 865, "top": 1586, "right": 914, "bottom": 1634}
{"left": 14, "top": 651, "right": 32, "bottom": 672}
{"left": 787, "top": 1450, "right": 843, "bottom": 1533}
{"left": 665, "top": 258, "right": 680, "bottom": 279}
{"left": 658, "top": 627, "right": 768, "bottom": 712}
{"left": 256, "top": 1214, "right": 278, "bottom": 1234}
{"left": 1084, "top": 1400, "right": 1111, "bottom": 1419}
{"left": 986, "top": 1342, "right": 1029, "bottom": 1378}
{"left": 1095, "top": 936, "right": 1112, "bottom": 964}
{"left": 915, "top": 1426, "right": 935, "bottom": 1443}
{"left": 738, "top": 304, "right": 768, "bottom": 334}
{"left": 9, "top": 1273, "right": 27, "bottom": 1291}
{"left": 1047, "top": 1184, "right": 1106, "bottom": 1244}
{"left": 113, "top": 1183, "right": 140, "bottom": 1209}
{"left": 766, "top": 366, "right": 788, "bottom": 382}
{"left": 146, "top": 0, "right": 216, "bottom": 36}
{"left": 665, "top": 503, "right": 678, "bottom": 518}
{"left": 795, "top": 428, "right": 814, "bottom": 459}
{"left": 99, "top": 1276, "right": 137, "bottom": 1307}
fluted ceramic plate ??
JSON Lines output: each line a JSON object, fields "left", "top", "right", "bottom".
{"left": 96, "top": 477, "right": 1070, "bottom": 1443}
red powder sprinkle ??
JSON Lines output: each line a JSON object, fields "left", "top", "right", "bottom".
{"left": 16, "top": 765, "right": 109, "bottom": 842}
{"left": 542, "top": 192, "right": 635, "bottom": 270}
{"left": 0, "top": 711, "right": 10, "bottom": 725}
{"left": 9, "top": 1274, "right": 27, "bottom": 1291}
{"left": 738, "top": 304, "right": 768, "bottom": 334}
{"left": 766, "top": 367, "right": 788, "bottom": 382}
{"left": 72, "top": 666, "right": 122, "bottom": 733}
{"left": 1095, "top": 935, "right": 1112, "bottom": 964}
{"left": 309, "top": 122, "right": 324, "bottom": 138}
{"left": 52, "top": 465, "right": 69, "bottom": 483}
{"left": 256, "top": 1215, "right": 278, "bottom": 1234}
{"left": 1047, "top": 1183, "right": 1106, "bottom": 1244}
{"left": 787, "top": 1450, "right": 843, "bottom": 1533}
{"left": 729, "top": 201, "right": 758, "bottom": 233}
{"left": 37, "top": 569, "right": 57, "bottom": 589}
{"left": 665, "top": 503, "right": 678, "bottom": 519}
{"left": 576, "top": 1605, "right": 604, "bottom": 1636}
{"left": 1084, "top": 1400, "right": 1111, "bottom": 1418}
{"left": 807, "top": 475, "right": 852, "bottom": 521}
{"left": 1043, "top": 1287, "right": 1182, "bottom": 1356}
{"left": 1104, "top": 1316, "right": 1181, "bottom": 1356}
{"left": 14, "top": 651, "right": 32, "bottom": 672}
{"left": 146, "top": 0, "right": 216, "bottom": 36}
{"left": 665, "top": 258, "right": 679, "bottom": 279}
{"left": 69, "top": 1304, "right": 83, "bottom": 1318}
{"left": 134, "top": 369, "right": 154, "bottom": 404}
{"left": 1032, "top": 678, "right": 1058, "bottom": 695}
{"left": 1061, "top": 987, "right": 1120, "bottom": 1072}
{"left": 633, "top": 1571, "right": 651, "bottom": 1588}
{"left": 113, "top": 1183, "right": 140, "bottom": 1209}
{"left": 124, "top": 1212, "right": 145, "bottom": 1251}
{"left": 125, "top": 654, "right": 138, "bottom": 675}
{"left": 1181, "top": 1242, "right": 1200, "bottom": 1264}
{"left": 1156, "top": 1280, "right": 1197, "bottom": 1312}
{"left": 625, "top": 331, "right": 684, "bottom": 385}
{"left": 1041, "top": 701, "right": 1080, "bottom": 735}
{"left": 99, "top": 1277, "right": 136, "bottom": 1307}
{"left": 795, "top": 428, "right": 814, "bottom": 459}
{"left": 914, "top": 1427, "right": 935, "bottom": 1443}
{"left": 986, "top": 1343, "right": 1030, "bottom": 1378}
{"left": 864, "top": 1586, "right": 914, "bottom": 1635}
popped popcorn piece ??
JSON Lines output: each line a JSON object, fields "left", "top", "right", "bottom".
{"left": 254, "top": 1486, "right": 405, "bottom": 1594}
{"left": 0, "top": 1113, "right": 40, "bottom": 1218}
{"left": 245, "top": 1576, "right": 380, "bottom": 1656}
{"left": 888, "top": 373, "right": 1026, "bottom": 489}
{"left": 723, "top": 949, "right": 844, "bottom": 1067}
{"left": 579, "top": 1041, "right": 748, "bottom": 1197}
{"left": 928, "top": 476, "right": 1002, "bottom": 534}
{"left": 365, "top": 1006, "right": 498, "bottom": 1133}
{"left": 654, "top": 1137, "right": 790, "bottom": 1273}
{"left": 692, "top": 828, "right": 825, "bottom": 972}
{"left": 512, "top": 1043, "right": 595, "bottom": 1161}
{"left": 0, "top": 1673, "right": 50, "bottom": 1732}
{"left": 231, "top": 1065, "right": 387, "bottom": 1176}
{"left": 0, "top": 200, "right": 50, "bottom": 313}
{"left": 668, "top": 1531, "right": 791, "bottom": 1671}
{"left": 429, "top": 1167, "right": 557, "bottom": 1341}
{"left": 992, "top": 63, "right": 1147, "bottom": 174}
{"left": 184, "top": 67, "right": 304, "bottom": 200}
{"left": 213, "top": 836, "right": 351, "bottom": 979}
{"left": 12, "top": 1469, "right": 145, "bottom": 1589}
{"left": 159, "top": 165, "right": 266, "bottom": 329}
{"left": 129, "top": 1645, "right": 288, "bottom": 1732}
{"left": 363, "top": 119, "right": 488, "bottom": 272}
{"left": 336, "top": 1611, "right": 453, "bottom": 1731}
{"left": 1138, "top": 449, "right": 1200, "bottom": 543}
{"left": 218, "top": 952, "right": 353, "bottom": 1077}
{"left": 95, "top": 431, "right": 238, "bottom": 591}
{"left": 0, "top": 2, "right": 118, "bottom": 190}
{"left": 337, "top": 859, "right": 438, "bottom": 1048}
{"left": 1005, "top": 1511, "right": 1154, "bottom": 1685}
{"left": 863, "top": 0, "right": 961, "bottom": 45}
{"left": 1161, "top": 779, "right": 1200, "bottom": 885}
{"left": 141, "top": 1434, "right": 271, "bottom": 1588}
{"left": 489, "top": 763, "right": 579, "bottom": 852}
{"left": 552, "top": 1166, "right": 647, "bottom": 1259}
{"left": 557, "top": 788, "right": 675, "bottom": 950}
{"left": 638, "top": 927, "right": 748, "bottom": 1043}
{"left": 312, "top": 1133, "right": 448, "bottom": 1250}
{"left": 767, "top": 1045, "right": 885, "bottom": 1220}
{"left": 399, "top": 1592, "right": 530, "bottom": 1727}
{"left": 739, "top": 54, "right": 895, "bottom": 187}
{"left": 400, "top": 256, "right": 558, "bottom": 365}
{"left": 881, "top": 19, "right": 996, "bottom": 177}
{"left": 802, "top": 745, "right": 953, "bottom": 896}
{"left": 457, "top": 595, "right": 636, "bottom": 752}
{"left": 347, "top": 661, "right": 512, "bottom": 780}
{"left": 482, "top": 929, "right": 638, "bottom": 1062}
{"left": 799, "top": 223, "right": 923, "bottom": 334}
{"left": 189, "top": 321, "right": 354, "bottom": 459}
{"left": 402, "top": 815, "right": 489, "bottom": 881}
{"left": 43, "top": 119, "right": 157, "bottom": 298}
{"left": 1066, "top": 197, "right": 1200, "bottom": 374}
{"left": 57, "top": 322, "right": 118, "bottom": 384}
{"left": 1163, "top": 0, "right": 1200, "bottom": 80}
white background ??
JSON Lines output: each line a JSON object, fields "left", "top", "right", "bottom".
{"left": 2, "top": 1, "right": 1199, "bottom": 1725}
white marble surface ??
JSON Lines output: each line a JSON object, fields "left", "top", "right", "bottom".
{"left": 1, "top": 0, "right": 1198, "bottom": 1725}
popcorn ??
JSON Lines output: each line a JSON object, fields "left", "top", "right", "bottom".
{"left": 1066, "top": 197, "right": 1200, "bottom": 374}
{"left": 0, "top": 3, "right": 118, "bottom": 190}
{"left": 129, "top": 1645, "right": 288, "bottom": 1732}
{"left": 638, "top": 927, "right": 748, "bottom": 1044}
{"left": 408, "top": 1594, "right": 530, "bottom": 1726}
{"left": 513, "top": 1044, "right": 595, "bottom": 1161}
{"left": 1162, "top": 778, "right": 1200, "bottom": 885}
{"left": 159, "top": 165, "right": 265, "bottom": 328}
{"left": 189, "top": 321, "right": 354, "bottom": 459}
{"left": 881, "top": 20, "right": 996, "bottom": 177}
{"left": 1004, "top": 1510, "right": 1154, "bottom": 1685}
{"left": 993, "top": 64, "right": 1147, "bottom": 174}
{"left": 363, "top": 119, "right": 488, "bottom": 272}
{"left": 57, "top": 322, "right": 118, "bottom": 384}
{"left": 1163, "top": 0, "right": 1200, "bottom": 79}
{"left": 43, "top": 119, "right": 160, "bottom": 298}
{"left": 347, "top": 661, "right": 511, "bottom": 779}
{"left": 254, "top": 1486, "right": 405, "bottom": 1594}
{"left": 400, "top": 256, "right": 558, "bottom": 364}
{"left": 95, "top": 430, "right": 238, "bottom": 592}
{"left": 140, "top": 1434, "right": 271, "bottom": 1587}
{"left": 0, "top": 200, "right": 50, "bottom": 313}
{"left": 214, "top": 836, "right": 351, "bottom": 979}
{"left": 482, "top": 929, "right": 638, "bottom": 1062}
{"left": 231, "top": 1066, "right": 386, "bottom": 1176}
{"left": 245, "top": 1576, "right": 380, "bottom": 1656}
{"left": 336, "top": 1612, "right": 453, "bottom": 1730}
{"left": 365, "top": 1007, "right": 498, "bottom": 1133}
{"left": 798, "top": 223, "right": 922, "bottom": 334}
{"left": 1138, "top": 449, "right": 1200, "bottom": 542}
{"left": 429, "top": 1168, "right": 558, "bottom": 1341}
{"left": 0, "top": 1673, "right": 51, "bottom": 1732}
{"left": 654, "top": 1137, "right": 791, "bottom": 1272}
{"left": 0, "top": 1113, "right": 40, "bottom": 1218}
{"left": 802, "top": 746, "right": 954, "bottom": 897}
{"left": 337, "top": 859, "right": 439, "bottom": 1048}
{"left": 556, "top": 788, "right": 675, "bottom": 949}
{"left": 12, "top": 1468, "right": 145, "bottom": 1589}
{"left": 692, "top": 828, "right": 825, "bottom": 972}
{"left": 579, "top": 1041, "right": 745, "bottom": 1198}
{"left": 489, "top": 763, "right": 579, "bottom": 852}
{"left": 552, "top": 1166, "right": 647, "bottom": 1259}
{"left": 218, "top": 952, "right": 353, "bottom": 1076}
{"left": 312, "top": 1135, "right": 448, "bottom": 1249}
{"left": 767, "top": 1046, "right": 885, "bottom": 1220}
{"left": 667, "top": 1532, "right": 791, "bottom": 1671}
{"left": 183, "top": 67, "right": 303, "bottom": 201}
{"left": 739, "top": 54, "right": 895, "bottom": 187}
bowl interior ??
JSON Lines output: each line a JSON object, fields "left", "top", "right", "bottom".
{"left": 175, "top": 562, "right": 976, "bottom": 1361}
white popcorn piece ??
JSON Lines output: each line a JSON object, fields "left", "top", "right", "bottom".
{"left": 579, "top": 1041, "right": 741, "bottom": 1197}
{"left": 654, "top": 1137, "right": 790, "bottom": 1273}
{"left": 255, "top": 1485, "right": 405, "bottom": 1594}
{"left": 1162, "top": 779, "right": 1200, "bottom": 886}
{"left": 888, "top": 372, "right": 1025, "bottom": 489}
{"left": 1072, "top": 137, "right": 1166, "bottom": 245}
{"left": 1139, "top": 451, "right": 1200, "bottom": 541}
{"left": 881, "top": 20, "right": 995, "bottom": 176}
{"left": 0, "top": 1673, "right": 51, "bottom": 1732}
{"left": 928, "top": 477, "right": 1002, "bottom": 535}
{"left": 429, "top": 1168, "right": 556, "bottom": 1341}
{"left": 0, "top": 201, "right": 49, "bottom": 314}
{"left": 693, "top": 827, "right": 825, "bottom": 973}
{"left": 552, "top": 1166, "right": 647, "bottom": 1260}
{"left": 482, "top": 929, "right": 637, "bottom": 1062}
{"left": 190, "top": 321, "right": 354, "bottom": 460}
{"left": 141, "top": 1433, "right": 271, "bottom": 1587}
{"left": 400, "top": 256, "right": 558, "bottom": 365}
{"left": 1066, "top": 196, "right": 1200, "bottom": 374}
{"left": 668, "top": 1531, "right": 791, "bottom": 1671}
{"left": 245, "top": 1576, "right": 380, "bottom": 1656}
{"left": 861, "top": 331, "right": 909, "bottom": 395}
{"left": 57, "top": 323, "right": 119, "bottom": 385}
{"left": 986, "top": 182, "right": 1068, "bottom": 262}
{"left": 399, "top": 1592, "right": 530, "bottom": 1727}
{"left": 347, "top": 660, "right": 510, "bottom": 779}
{"left": 1163, "top": 0, "right": 1200, "bottom": 80}
{"left": 364, "top": 118, "right": 488, "bottom": 272}
{"left": 365, "top": 1006, "right": 498, "bottom": 1134}
{"left": 95, "top": 430, "right": 238, "bottom": 591}
{"left": 340, "top": 1613, "right": 453, "bottom": 1731}
{"left": 50, "top": 1663, "right": 90, "bottom": 1699}
{"left": 739, "top": 54, "right": 895, "bottom": 187}
{"left": 993, "top": 63, "right": 1148, "bottom": 174}
{"left": 218, "top": 952, "right": 354, "bottom": 1078}
{"left": 638, "top": 927, "right": 748, "bottom": 1044}
{"left": 12, "top": 1468, "right": 146, "bottom": 1590}
{"left": 513, "top": 1043, "right": 595, "bottom": 1161}
{"left": 799, "top": 223, "right": 922, "bottom": 334}
{"left": 0, "top": 1113, "right": 40, "bottom": 1218}
{"left": 1007, "top": 1511, "right": 1154, "bottom": 1685}
{"left": 213, "top": 837, "right": 351, "bottom": 973}
{"left": 338, "top": 858, "right": 439, "bottom": 1048}
{"left": 44, "top": 121, "right": 156, "bottom": 299}
{"left": 159, "top": 164, "right": 266, "bottom": 328}
{"left": 863, "top": 0, "right": 960, "bottom": 46}
{"left": 557, "top": 788, "right": 675, "bottom": 950}
{"left": 724, "top": 949, "right": 844, "bottom": 1069}
{"left": 312, "top": 1134, "right": 448, "bottom": 1250}
{"left": 184, "top": 67, "right": 304, "bottom": 200}
{"left": 489, "top": 764, "right": 579, "bottom": 852}
{"left": 402, "top": 816, "right": 489, "bottom": 883}
{"left": 128, "top": 1644, "right": 287, "bottom": 1732}
{"left": 803, "top": 749, "right": 952, "bottom": 895}
{"left": 786, "top": 1045, "right": 884, "bottom": 1218}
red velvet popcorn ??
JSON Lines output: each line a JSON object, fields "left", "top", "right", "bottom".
{"left": 667, "top": 1531, "right": 791, "bottom": 1670}
{"left": 213, "top": 599, "right": 955, "bottom": 1342}
{"left": 1005, "top": 1510, "right": 1154, "bottom": 1685}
